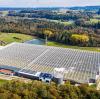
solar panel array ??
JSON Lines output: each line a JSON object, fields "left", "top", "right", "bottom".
{"left": 0, "top": 42, "right": 100, "bottom": 83}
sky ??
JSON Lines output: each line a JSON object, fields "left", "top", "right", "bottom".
{"left": 0, "top": 0, "right": 100, "bottom": 7}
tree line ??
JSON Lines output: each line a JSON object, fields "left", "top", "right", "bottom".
{"left": 0, "top": 80, "right": 99, "bottom": 99}
{"left": 0, "top": 16, "right": 99, "bottom": 47}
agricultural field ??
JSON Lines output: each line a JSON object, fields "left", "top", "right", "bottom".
{"left": 0, "top": 11, "right": 9, "bottom": 16}
{"left": 61, "top": 21, "right": 74, "bottom": 26}
{"left": 90, "top": 19, "right": 100, "bottom": 23}
{"left": 94, "top": 15, "right": 100, "bottom": 19}
{"left": 86, "top": 18, "right": 100, "bottom": 24}
{"left": 47, "top": 19, "right": 74, "bottom": 26}
{"left": 0, "top": 33, "right": 33, "bottom": 45}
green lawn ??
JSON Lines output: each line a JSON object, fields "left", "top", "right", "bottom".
{"left": 0, "top": 32, "right": 99, "bottom": 52}
{"left": 47, "top": 41, "right": 100, "bottom": 52}
{"left": 0, "top": 33, "right": 33, "bottom": 45}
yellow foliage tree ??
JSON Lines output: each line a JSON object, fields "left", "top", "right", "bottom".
{"left": 71, "top": 34, "right": 89, "bottom": 46}
{"left": 44, "top": 30, "right": 53, "bottom": 45}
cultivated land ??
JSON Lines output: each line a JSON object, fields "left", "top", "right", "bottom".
{"left": 0, "top": 33, "right": 33, "bottom": 45}
{"left": 47, "top": 41, "right": 100, "bottom": 52}
{"left": 86, "top": 18, "right": 100, "bottom": 24}
{"left": 48, "top": 19, "right": 74, "bottom": 26}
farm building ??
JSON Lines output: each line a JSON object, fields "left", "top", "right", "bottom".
{"left": 0, "top": 42, "right": 100, "bottom": 84}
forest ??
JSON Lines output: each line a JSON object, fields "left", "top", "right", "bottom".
{"left": 0, "top": 80, "right": 99, "bottom": 99}
{"left": 0, "top": 7, "right": 100, "bottom": 47}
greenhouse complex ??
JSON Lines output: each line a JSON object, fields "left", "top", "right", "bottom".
{"left": 0, "top": 42, "right": 100, "bottom": 84}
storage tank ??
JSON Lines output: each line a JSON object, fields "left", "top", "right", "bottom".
{"left": 53, "top": 68, "right": 65, "bottom": 84}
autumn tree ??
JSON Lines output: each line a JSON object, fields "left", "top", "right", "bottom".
{"left": 71, "top": 34, "right": 89, "bottom": 46}
{"left": 44, "top": 30, "right": 53, "bottom": 45}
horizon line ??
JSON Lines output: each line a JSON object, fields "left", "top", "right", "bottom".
{"left": 0, "top": 5, "right": 100, "bottom": 8}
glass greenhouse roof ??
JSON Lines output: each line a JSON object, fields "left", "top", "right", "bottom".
{"left": 0, "top": 42, "right": 100, "bottom": 83}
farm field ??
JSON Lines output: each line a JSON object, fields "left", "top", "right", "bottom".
{"left": 86, "top": 18, "right": 100, "bottom": 24}
{"left": 0, "top": 33, "right": 33, "bottom": 45}
{"left": 94, "top": 15, "right": 100, "bottom": 19}
{"left": 90, "top": 19, "right": 100, "bottom": 23}
{"left": 46, "top": 19, "right": 74, "bottom": 25}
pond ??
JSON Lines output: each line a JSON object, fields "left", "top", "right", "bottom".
{"left": 25, "top": 39, "right": 45, "bottom": 45}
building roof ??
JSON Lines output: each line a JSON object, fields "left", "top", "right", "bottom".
{"left": 0, "top": 69, "right": 13, "bottom": 74}
{"left": 0, "top": 42, "right": 100, "bottom": 83}
{"left": 0, "top": 46, "right": 4, "bottom": 49}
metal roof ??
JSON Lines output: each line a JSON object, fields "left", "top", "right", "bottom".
{"left": 0, "top": 42, "right": 100, "bottom": 83}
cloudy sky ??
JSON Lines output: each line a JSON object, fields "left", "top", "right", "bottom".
{"left": 0, "top": 0, "right": 100, "bottom": 7}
